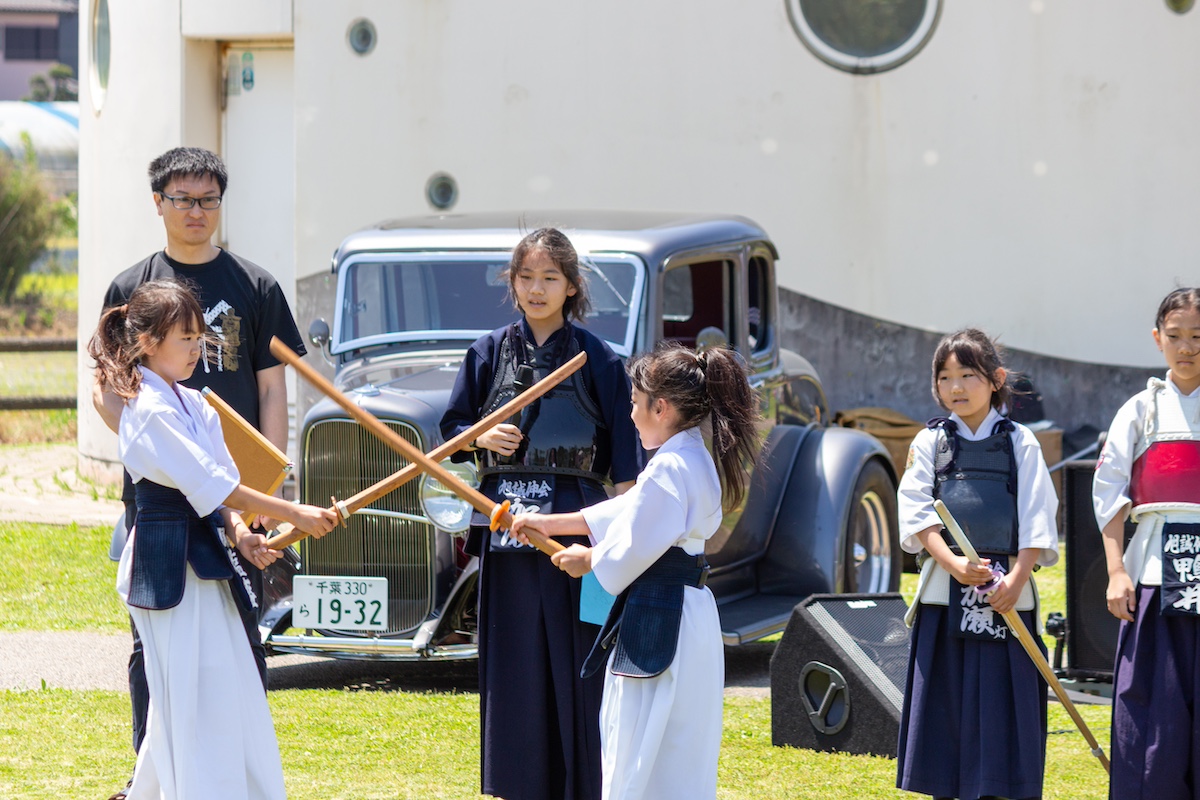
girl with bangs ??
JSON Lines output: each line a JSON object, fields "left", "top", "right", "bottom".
{"left": 896, "top": 328, "right": 1059, "bottom": 800}
{"left": 89, "top": 278, "right": 337, "bottom": 799}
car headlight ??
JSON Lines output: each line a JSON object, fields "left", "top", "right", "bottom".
{"left": 419, "top": 459, "right": 479, "bottom": 533}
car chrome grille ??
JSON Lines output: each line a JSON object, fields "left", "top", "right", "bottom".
{"left": 300, "top": 418, "right": 434, "bottom": 636}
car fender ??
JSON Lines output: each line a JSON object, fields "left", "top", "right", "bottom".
{"left": 412, "top": 555, "right": 479, "bottom": 654}
{"left": 707, "top": 424, "right": 813, "bottom": 577}
{"left": 758, "top": 426, "right": 896, "bottom": 596}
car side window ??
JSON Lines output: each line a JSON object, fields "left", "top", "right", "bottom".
{"left": 662, "top": 259, "right": 733, "bottom": 351}
{"left": 748, "top": 255, "right": 771, "bottom": 355}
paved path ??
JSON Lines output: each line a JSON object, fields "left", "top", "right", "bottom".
{"left": 0, "top": 444, "right": 775, "bottom": 696}
{"left": 0, "top": 443, "right": 123, "bottom": 527}
{"left": 0, "top": 629, "right": 773, "bottom": 696}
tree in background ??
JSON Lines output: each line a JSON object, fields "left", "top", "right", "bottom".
{"left": 25, "top": 64, "right": 78, "bottom": 102}
{"left": 0, "top": 133, "right": 64, "bottom": 303}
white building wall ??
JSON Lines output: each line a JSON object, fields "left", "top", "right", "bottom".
{"left": 77, "top": 0, "right": 1200, "bottom": 467}
{"left": 181, "top": 0, "right": 292, "bottom": 40}
{"left": 76, "top": 0, "right": 191, "bottom": 472}
{"left": 288, "top": 0, "right": 1200, "bottom": 368}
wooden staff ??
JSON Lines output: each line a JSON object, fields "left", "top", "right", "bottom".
{"left": 266, "top": 348, "right": 587, "bottom": 551}
{"left": 270, "top": 336, "right": 565, "bottom": 556}
{"left": 933, "top": 500, "right": 1111, "bottom": 775}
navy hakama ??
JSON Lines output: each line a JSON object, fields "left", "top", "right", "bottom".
{"left": 897, "top": 407, "right": 1058, "bottom": 800}
{"left": 442, "top": 320, "right": 641, "bottom": 800}
{"left": 478, "top": 533, "right": 605, "bottom": 800}
{"left": 898, "top": 604, "right": 1048, "bottom": 800}
{"left": 1093, "top": 376, "right": 1200, "bottom": 800}
{"left": 1110, "top": 584, "right": 1200, "bottom": 800}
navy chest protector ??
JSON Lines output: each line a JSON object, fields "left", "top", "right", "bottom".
{"left": 930, "top": 417, "right": 1020, "bottom": 557}
{"left": 480, "top": 323, "right": 609, "bottom": 482}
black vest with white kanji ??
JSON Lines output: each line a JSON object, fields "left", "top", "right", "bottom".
{"left": 930, "top": 416, "right": 1020, "bottom": 557}
{"left": 479, "top": 323, "right": 608, "bottom": 482}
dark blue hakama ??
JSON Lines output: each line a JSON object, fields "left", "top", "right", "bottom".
{"left": 477, "top": 521, "right": 604, "bottom": 800}
{"left": 442, "top": 320, "right": 641, "bottom": 800}
{"left": 1110, "top": 584, "right": 1200, "bottom": 800}
{"left": 897, "top": 602, "right": 1048, "bottom": 800}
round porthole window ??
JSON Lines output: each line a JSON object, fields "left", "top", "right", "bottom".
{"left": 90, "top": 0, "right": 111, "bottom": 112}
{"left": 347, "top": 18, "right": 377, "bottom": 56}
{"left": 425, "top": 172, "right": 458, "bottom": 211}
{"left": 786, "top": 0, "right": 941, "bottom": 74}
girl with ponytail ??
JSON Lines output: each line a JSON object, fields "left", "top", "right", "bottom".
{"left": 511, "top": 340, "right": 761, "bottom": 800}
{"left": 88, "top": 279, "right": 336, "bottom": 799}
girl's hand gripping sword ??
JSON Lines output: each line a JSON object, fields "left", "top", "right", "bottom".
{"left": 269, "top": 336, "right": 566, "bottom": 557}
{"left": 932, "top": 500, "right": 1110, "bottom": 775}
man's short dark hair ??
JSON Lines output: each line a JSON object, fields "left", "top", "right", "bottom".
{"left": 147, "top": 147, "right": 229, "bottom": 195}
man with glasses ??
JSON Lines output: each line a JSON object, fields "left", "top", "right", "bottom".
{"left": 94, "top": 146, "right": 306, "bottom": 800}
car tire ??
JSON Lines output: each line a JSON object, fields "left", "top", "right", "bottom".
{"left": 844, "top": 459, "right": 900, "bottom": 593}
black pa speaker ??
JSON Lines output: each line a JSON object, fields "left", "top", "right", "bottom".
{"left": 770, "top": 593, "right": 910, "bottom": 758}
{"left": 1062, "top": 460, "right": 1131, "bottom": 680}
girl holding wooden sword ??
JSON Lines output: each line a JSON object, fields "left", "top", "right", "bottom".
{"left": 439, "top": 228, "right": 641, "bottom": 800}
{"left": 88, "top": 279, "right": 337, "bottom": 799}
{"left": 896, "top": 328, "right": 1059, "bottom": 800}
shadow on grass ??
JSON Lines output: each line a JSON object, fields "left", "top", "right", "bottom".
{"left": 263, "top": 639, "right": 779, "bottom": 695}
{"left": 266, "top": 655, "right": 479, "bottom": 694}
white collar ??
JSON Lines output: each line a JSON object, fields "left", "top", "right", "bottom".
{"left": 137, "top": 365, "right": 189, "bottom": 414}
{"left": 656, "top": 426, "right": 704, "bottom": 455}
{"left": 948, "top": 406, "right": 1006, "bottom": 441}
{"left": 1164, "top": 372, "right": 1200, "bottom": 399}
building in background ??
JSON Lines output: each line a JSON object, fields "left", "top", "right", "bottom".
{"left": 0, "top": 1, "right": 77, "bottom": 101}
{"left": 74, "top": 0, "right": 1200, "bottom": 475}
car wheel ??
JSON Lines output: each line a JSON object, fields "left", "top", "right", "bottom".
{"left": 844, "top": 459, "right": 900, "bottom": 593}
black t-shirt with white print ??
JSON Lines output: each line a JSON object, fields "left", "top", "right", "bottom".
{"left": 103, "top": 248, "right": 306, "bottom": 429}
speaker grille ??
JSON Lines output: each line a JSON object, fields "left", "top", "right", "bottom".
{"left": 805, "top": 596, "right": 910, "bottom": 710}
{"left": 772, "top": 592, "right": 909, "bottom": 757}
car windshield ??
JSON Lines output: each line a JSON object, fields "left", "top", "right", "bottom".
{"left": 334, "top": 252, "right": 644, "bottom": 356}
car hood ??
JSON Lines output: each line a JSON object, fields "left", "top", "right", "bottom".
{"left": 303, "top": 352, "right": 464, "bottom": 435}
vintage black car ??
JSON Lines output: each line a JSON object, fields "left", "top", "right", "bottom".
{"left": 262, "top": 211, "right": 901, "bottom": 660}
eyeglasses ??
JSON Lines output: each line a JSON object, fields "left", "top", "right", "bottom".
{"left": 159, "top": 192, "right": 223, "bottom": 210}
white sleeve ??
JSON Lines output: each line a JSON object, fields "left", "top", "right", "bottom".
{"left": 120, "top": 409, "right": 240, "bottom": 518}
{"left": 897, "top": 428, "right": 940, "bottom": 554}
{"left": 579, "top": 491, "right": 629, "bottom": 545}
{"left": 585, "top": 473, "right": 688, "bottom": 596}
{"left": 1012, "top": 425, "right": 1060, "bottom": 566}
{"left": 1093, "top": 395, "right": 1142, "bottom": 532}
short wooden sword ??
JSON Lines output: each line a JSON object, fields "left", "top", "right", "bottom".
{"left": 268, "top": 336, "right": 568, "bottom": 556}
{"left": 932, "top": 499, "right": 1110, "bottom": 774}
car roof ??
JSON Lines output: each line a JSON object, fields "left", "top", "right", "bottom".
{"left": 335, "top": 210, "right": 778, "bottom": 270}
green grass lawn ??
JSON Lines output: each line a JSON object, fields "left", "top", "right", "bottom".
{"left": 0, "top": 522, "right": 124, "bottom": 632}
{"left": 0, "top": 521, "right": 1109, "bottom": 798}
{"left": 0, "top": 348, "right": 77, "bottom": 444}
{"left": 0, "top": 689, "right": 1110, "bottom": 799}
{"left": 0, "top": 351, "right": 76, "bottom": 397}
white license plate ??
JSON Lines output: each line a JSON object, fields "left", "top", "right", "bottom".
{"left": 293, "top": 576, "right": 388, "bottom": 631}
